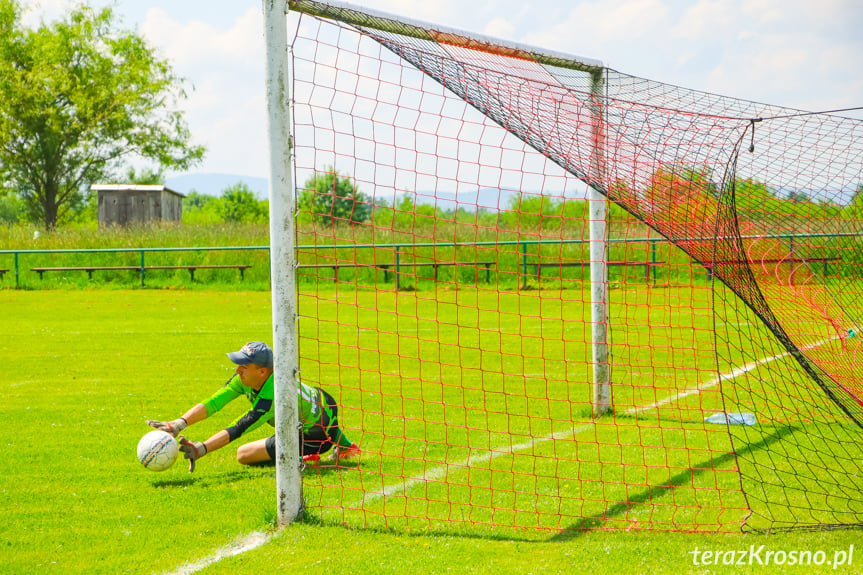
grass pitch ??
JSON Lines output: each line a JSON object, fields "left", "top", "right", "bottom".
{"left": 2, "top": 289, "right": 861, "bottom": 574}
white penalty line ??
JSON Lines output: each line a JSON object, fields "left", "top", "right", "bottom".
{"left": 162, "top": 531, "right": 271, "bottom": 575}
{"left": 166, "top": 336, "right": 835, "bottom": 573}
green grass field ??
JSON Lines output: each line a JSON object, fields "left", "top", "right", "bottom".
{"left": 3, "top": 289, "right": 862, "bottom": 574}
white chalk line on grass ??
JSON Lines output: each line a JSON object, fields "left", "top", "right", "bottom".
{"left": 165, "top": 336, "right": 834, "bottom": 574}
{"left": 163, "top": 531, "right": 272, "bottom": 575}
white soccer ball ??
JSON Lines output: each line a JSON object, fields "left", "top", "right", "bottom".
{"left": 137, "top": 430, "right": 179, "bottom": 472}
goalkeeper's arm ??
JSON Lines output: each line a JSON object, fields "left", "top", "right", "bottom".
{"left": 178, "top": 429, "right": 232, "bottom": 472}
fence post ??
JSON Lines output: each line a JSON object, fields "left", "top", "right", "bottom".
{"left": 520, "top": 241, "right": 526, "bottom": 289}
{"left": 395, "top": 245, "right": 400, "bottom": 290}
{"left": 650, "top": 239, "right": 657, "bottom": 287}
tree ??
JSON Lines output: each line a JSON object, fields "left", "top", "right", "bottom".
{"left": 181, "top": 191, "right": 221, "bottom": 224}
{"left": 843, "top": 183, "right": 863, "bottom": 220}
{"left": 786, "top": 189, "right": 809, "bottom": 203}
{"left": 0, "top": 187, "right": 24, "bottom": 225}
{"left": 219, "top": 183, "right": 268, "bottom": 223}
{"left": 299, "top": 168, "right": 371, "bottom": 225}
{"left": 0, "top": 1, "right": 204, "bottom": 229}
{"left": 124, "top": 166, "right": 166, "bottom": 186}
{"left": 852, "top": 183, "right": 863, "bottom": 210}
{"left": 645, "top": 164, "right": 719, "bottom": 229}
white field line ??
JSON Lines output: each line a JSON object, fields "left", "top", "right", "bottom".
{"left": 165, "top": 336, "right": 834, "bottom": 573}
{"left": 162, "top": 531, "right": 271, "bottom": 575}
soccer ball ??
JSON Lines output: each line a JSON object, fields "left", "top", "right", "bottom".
{"left": 137, "top": 430, "right": 179, "bottom": 471}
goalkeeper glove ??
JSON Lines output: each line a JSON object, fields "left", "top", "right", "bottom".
{"left": 178, "top": 436, "right": 207, "bottom": 473}
{"left": 146, "top": 417, "right": 187, "bottom": 437}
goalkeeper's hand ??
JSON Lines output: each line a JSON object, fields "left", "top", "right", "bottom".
{"left": 178, "top": 436, "right": 207, "bottom": 473}
{"left": 146, "top": 417, "right": 187, "bottom": 437}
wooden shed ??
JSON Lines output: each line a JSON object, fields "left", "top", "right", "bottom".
{"left": 92, "top": 184, "right": 184, "bottom": 227}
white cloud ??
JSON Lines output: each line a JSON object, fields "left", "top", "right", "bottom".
{"left": 673, "top": 0, "right": 735, "bottom": 39}
{"left": 687, "top": 0, "right": 863, "bottom": 110}
{"left": 141, "top": 8, "right": 263, "bottom": 72}
{"left": 518, "top": 0, "right": 672, "bottom": 70}
{"left": 139, "top": 7, "right": 268, "bottom": 176}
{"left": 484, "top": 17, "right": 515, "bottom": 39}
{"left": 566, "top": 0, "right": 670, "bottom": 40}
{"left": 20, "top": 0, "right": 75, "bottom": 27}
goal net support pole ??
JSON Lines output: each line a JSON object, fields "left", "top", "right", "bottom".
{"left": 588, "top": 71, "right": 611, "bottom": 417}
{"left": 263, "top": 0, "right": 302, "bottom": 526}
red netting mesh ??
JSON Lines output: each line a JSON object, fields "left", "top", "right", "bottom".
{"left": 286, "top": 2, "right": 863, "bottom": 533}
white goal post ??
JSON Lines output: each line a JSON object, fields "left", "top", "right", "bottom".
{"left": 263, "top": 0, "right": 302, "bottom": 526}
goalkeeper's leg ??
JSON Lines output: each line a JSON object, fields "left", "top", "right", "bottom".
{"left": 237, "top": 437, "right": 272, "bottom": 465}
{"left": 319, "top": 389, "right": 360, "bottom": 461}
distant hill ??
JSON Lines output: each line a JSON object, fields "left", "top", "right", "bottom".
{"left": 166, "top": 173, "right": 269, "bottom": 198}
{"left": 416, "top": 188, "right": 519, "bottom": 211}
{"left": 405, "top": 187, "right": 588, "bottom": 211}
{"left": 164, "top": 173, "right": 587, "bottom": 211}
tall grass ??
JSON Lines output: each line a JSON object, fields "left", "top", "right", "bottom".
{"left": 0, "top": 222, "right": 273, "bottom": 289}
{"left": 0, "top": 217, "right": 714, "bottom": 291}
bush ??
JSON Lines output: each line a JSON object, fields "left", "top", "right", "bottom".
{"left": 298, "top": 168, "right": 371, "bottom": 225}
{"left": 219, "top": 183, "right": 269, "bottom": 224}
{"left": 0, "top": 192, "right": 26, "bottom": 225}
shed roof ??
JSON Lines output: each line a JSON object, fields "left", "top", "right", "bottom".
{"left": 90, "top": 184, "right": 185, "bottom": 198}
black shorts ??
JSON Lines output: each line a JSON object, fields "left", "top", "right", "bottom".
{"left": 264, "top": 389, "right": 339, "bottom": 459}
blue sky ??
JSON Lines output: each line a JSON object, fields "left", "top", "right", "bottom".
{"left": 25, "top": 0, "right": 863, "bottom": 181}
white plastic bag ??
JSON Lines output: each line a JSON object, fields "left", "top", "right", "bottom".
{"left": 704, "top": 412, "right": 756, "bottom": 426}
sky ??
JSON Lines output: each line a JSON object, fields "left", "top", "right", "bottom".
{"left": 22, "top": 0, "right": 863, "bottom": 183}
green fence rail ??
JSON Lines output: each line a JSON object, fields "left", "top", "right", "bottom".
{"left": 1, "top": 232, "right": 859, "bottom": 288}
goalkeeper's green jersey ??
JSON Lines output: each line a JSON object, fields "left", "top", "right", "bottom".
{"left": 201, "top": 374, "right": 333, "bottom": 442}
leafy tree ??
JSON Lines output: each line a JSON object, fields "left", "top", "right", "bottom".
{"left": 645, "top": 165, "right": 719, "bottom": 228}
{"left": 219, "top": 183, "right": 268, "bottom": 223}
{"left": 0, "top": 1, "right": 204, "bottom": 229}
{"left": 181, "top": 191, "right": 221, "bottom": 224}
{"left": 124, "top": 166, "right": 166, "bottom": 186}
{"left": 786, "top": 189, "right": 809, "bottom": 203}
{"left": 841, "top": 183, "right": 863, "bottom": 220}
{"left": 299, "top": 168, "right": 371, "bottom": 225}
{"left": 732, "top": 178, "right": 776, "bottom": 210}
{"left": 850, "top": 183, "right": 863, "bottom": 210}
{"left": 0, "top": 187, "right": 24, "bottom": 225}
{"left": 499, "top": 193, "right": 561, "bottom": 231}
{"left": 183, "top": 190, "right": 216, "bottom": 211}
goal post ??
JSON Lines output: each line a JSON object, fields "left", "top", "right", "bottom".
{"left": 588, "top": 70, "right": 611, "bottom": 417}
{"left": 263, "top": 0, "right": 302, "bottom": 526}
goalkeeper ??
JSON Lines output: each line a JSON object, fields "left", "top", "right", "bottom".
{"left": 146, "top": 341, "right": 360, "bottom": 472}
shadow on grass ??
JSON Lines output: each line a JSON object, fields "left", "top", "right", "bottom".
{"left": 151, "top": 476, "right": 199, "bottom": 488}
{"left": 299, "top": 513, "right": 541, "bottom": 543}
{"left": 549, "top": 424, "right": 800, "bottom": 541}
{"left": 150, "top": 467, "right": 277, "bottom": 488}
{"left": 149, "top": 458, "right": 357, "bottom": 489}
